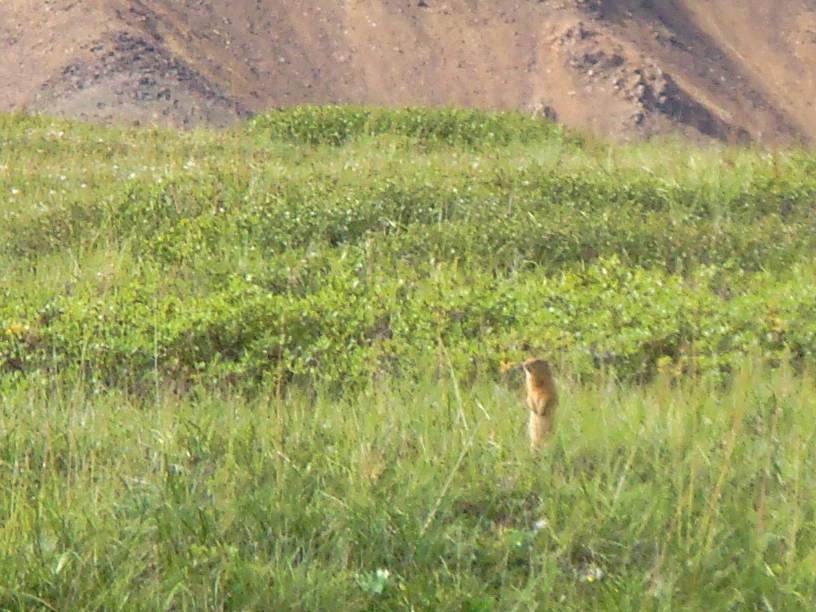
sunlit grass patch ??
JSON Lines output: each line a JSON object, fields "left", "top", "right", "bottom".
{"left": 0, "top": 365, "right": 814, "bottom": 608}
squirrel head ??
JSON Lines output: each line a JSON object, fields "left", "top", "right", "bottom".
{"left": 522, "top": 358, "right": 553, "bottom": 382}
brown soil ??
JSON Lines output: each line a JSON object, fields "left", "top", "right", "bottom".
{"left": 2, "top": 0, "right": 815, "bottom": 144}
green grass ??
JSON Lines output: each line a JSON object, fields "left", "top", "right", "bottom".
{"left": 2, "top": 106, "right": 816, "bottom": 608}
{"left": 1, "top": 364, "right": 815, "bottom": 609}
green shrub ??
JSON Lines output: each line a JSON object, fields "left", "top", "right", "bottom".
{"left": 245, "top": 105, "right": 571, "bottom": 147}
{"left": 2, "top": 107, "right": 816, "bottom": 392}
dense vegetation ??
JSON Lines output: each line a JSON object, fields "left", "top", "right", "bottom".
{"left": 1, "top": 106, "right": 815, "bottom": 608}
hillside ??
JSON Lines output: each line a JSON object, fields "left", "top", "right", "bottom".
{"left": 3, "top": 108, "right": 816, "bottom": 610}
{"left": 2, "top": 0, "right": 815, "bottom": 144}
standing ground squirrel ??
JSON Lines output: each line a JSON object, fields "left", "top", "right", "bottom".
{"left": 521, "top": 358, "right": 558, "bottom": 451}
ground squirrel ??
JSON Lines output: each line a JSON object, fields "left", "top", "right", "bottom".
{"left": 522, "top": 358, "right": 558, "bottom": 451}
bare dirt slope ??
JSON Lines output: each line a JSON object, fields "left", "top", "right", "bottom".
{"left": 2, "top": 0, "right": 815, "bottom": 144}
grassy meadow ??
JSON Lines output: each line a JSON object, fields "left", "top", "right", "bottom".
{"left": 1, "top": 107, "right": 816, "bottom": 609}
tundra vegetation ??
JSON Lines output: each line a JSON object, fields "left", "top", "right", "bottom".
{"left": 1, "top": 107, "right": 815, "bottom": 609}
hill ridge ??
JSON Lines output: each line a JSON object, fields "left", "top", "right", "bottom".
{"left": 2, "top": 0, "right": 814, "bottom": 144}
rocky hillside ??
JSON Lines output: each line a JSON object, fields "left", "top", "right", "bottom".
{"left": 2, "top": 0, "right": 815, "bottom": 144}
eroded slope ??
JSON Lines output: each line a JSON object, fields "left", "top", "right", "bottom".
{"left": 2, "top": 0, "right": 814, "bottom": 143}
